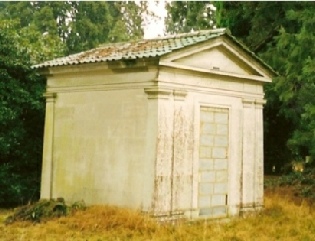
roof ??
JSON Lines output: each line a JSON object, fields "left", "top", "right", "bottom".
{"left": 33, "top": 28, "right": 277, "bottom": 76}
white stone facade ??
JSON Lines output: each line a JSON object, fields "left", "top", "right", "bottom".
{"left": 39, "top": 34, "right": 273, "bottom": 219}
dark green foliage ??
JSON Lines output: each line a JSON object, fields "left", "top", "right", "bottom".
{"left": 0, "top": 3, "right": 65, "bottom": 64}
{"left": 0, "top": 24, "right": 45, "bottom": 207}
{"left": 279, "top": 169, "right": 315, "bottom": 200}
{"left": 66, "top": 2, "right": 120, "bottom": 54}
{"left": 166, "top": 1, "right": 217, "bottom": 33}
{"left": 261, "top": 3, "right": 315, "bottom": 171}
{"left": 0, "top": 2, "right": 141, "bottom": 59}
{"left": 167, "top": 2, "right": 315, "bottom": 173}
{"left": 220, "top": 2, "right": 315, "bottom": 172}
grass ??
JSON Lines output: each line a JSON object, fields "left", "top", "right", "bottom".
{"left": 1, "top": 181, "right": 315, "bottom": 240}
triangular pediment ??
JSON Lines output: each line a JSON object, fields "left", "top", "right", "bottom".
{"left": 174, "top": 46, "right": 257, "bottom": 75}
{"left": 160, "top": 37, "right": 273, "bottom": 82}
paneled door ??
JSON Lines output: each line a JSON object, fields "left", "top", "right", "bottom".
{"left": 199, "top": 106, "right": 229, "bottom": 218}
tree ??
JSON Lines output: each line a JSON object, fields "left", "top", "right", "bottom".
{"left": 166, "top": 1, "right": 217, "bottom": 34}
{"left": 0, "top": 2, "right": 66, "bottom": 64}
{"left": 225, "top": 2, "right": 315, "bottom": 172}
{"left": 0, "top": 1, "right": 148, "bottom": 57}
{"left": 0, "top": 24, "right": 45, "bottom": 206}
{"left": 166, "top": 1, "right": 315, "bottom": 173}
{"left": 66, "top": 2, "right": 119, "bottom": 54}
{"left": 263, "top": 5, "right": 315, "bottom": 160}
{"left": 217, "top": 2, "right": 304, "bottom": 172}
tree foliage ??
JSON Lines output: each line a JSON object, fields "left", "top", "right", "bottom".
{"left": 227, "top": 2, "right": 315, "bottom": 172}
{"left": 0, "top": 25, "right": 45, "bottom": 206}
{"left": 166, "top": 1, "right": 218, "bottom": 33}
{"left": 166, "top": 2, "right": 315, "bottom": 173}
{"left": 0, "top": 1, "right": 148, "bottom": 59}
{"left": 66, "top": 1, "right": 120, "bottom": 54}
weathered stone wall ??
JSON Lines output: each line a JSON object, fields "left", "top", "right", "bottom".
{"left": 41, "top": 39, "right": 270, "bottom": 219}
{"left": 152, "top": 58, "right": 266, "bottom": 218}
{"left": 52, "top": 89, "right": 150, "bottom": 206}
{"left": 41, "top": 64, "right": 159, "bottom": 211}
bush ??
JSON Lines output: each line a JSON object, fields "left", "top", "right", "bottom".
{"left": 279, "top": 168, "right": 315, "bottom": 199}
{"left": 4, "top": 198, "right": 86, "bottom": 224}
{"left": 0, "top": 164, "right": 40, "bottom": 207}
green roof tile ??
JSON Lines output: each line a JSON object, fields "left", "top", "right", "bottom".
{"left": 32, "top": 28, "right": 277, "bottom": 76}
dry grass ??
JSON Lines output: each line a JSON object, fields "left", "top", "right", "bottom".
{"left": 1, "top": 187, "right": 315, "bottom": 241}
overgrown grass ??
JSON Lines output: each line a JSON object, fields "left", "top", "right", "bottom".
{"left": 1, "top": 183, "right": 315, "bottom": 240}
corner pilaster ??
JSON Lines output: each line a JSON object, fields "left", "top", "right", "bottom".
{"left": 240, "top": 98, "right": 255, "bottom": 213}
{"left": 40, "top": 92, "right": 56, "bottom": 200}
{"left": 240, "top": 98, "right": 266, "bottom": 214}
{"left": 254, "top": 99, "right": 265, "bottom": 209}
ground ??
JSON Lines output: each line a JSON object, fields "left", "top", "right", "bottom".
{"left": 1, "top": 177, "right": 315, "bottom": 241}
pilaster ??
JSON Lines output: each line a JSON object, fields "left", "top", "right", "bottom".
{"left": 172, "top": 90, "right": 189, "bottom": 212}
{"left": 240, "top": 98, "right": 266, "bottom": 214}
{"left": 240, "top": 98, "right": 256, "bottom": 212}
{"left": 144, "top": 87, "right": 173, "bottom": 215}
{"left": 40, "top": 92, "right": 56, "bottom": 199}
{"left": 254, "top": 99, "right": 265, "bottom": 209}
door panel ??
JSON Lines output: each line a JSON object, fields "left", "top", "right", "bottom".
{"left": 199, "top": 107, "right": 229, "bottom": 218}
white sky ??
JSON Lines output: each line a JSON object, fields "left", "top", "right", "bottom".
{"left": 143, "top": 0, "right": 168, "bottom": 39}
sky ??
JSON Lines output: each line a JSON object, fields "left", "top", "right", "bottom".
{"left": 143, "top": 0, "right": 168, "bottom": 39}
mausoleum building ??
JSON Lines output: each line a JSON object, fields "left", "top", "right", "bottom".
{"left": 34, "top": 29, "right": 275, "bottom": 219}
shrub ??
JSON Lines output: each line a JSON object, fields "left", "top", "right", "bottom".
{"left": 4, "top": 198, "right": 86, "bottom": 224}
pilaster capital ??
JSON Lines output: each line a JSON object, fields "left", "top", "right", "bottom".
{"left": 255, "top": 99, "right": 266, "bottom": 109}
{"left": 242, "top": 98, "right": 255, "bottom": 108}
{"left": 144, "top": 87, "right": 172, "bottom": 99}
{"left": 242, "top": 98, "right": 266, "bottom": 109}
{"left": 173, "top": 89, "right": 187, "bottom": 101}
{"left": 43, "top": 92, "right": 57, "bottom": 103}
